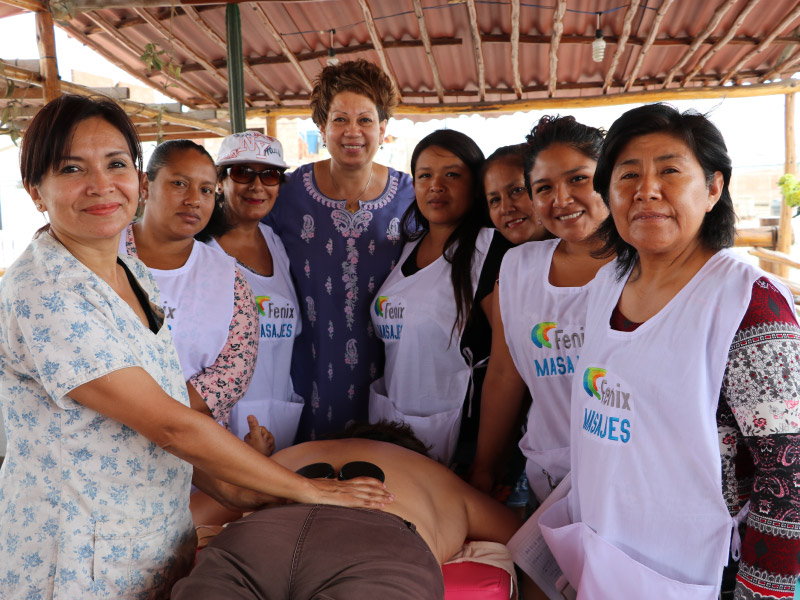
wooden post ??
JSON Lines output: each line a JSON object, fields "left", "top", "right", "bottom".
{"left": 775, "top": 92, "right": 797, "bottom": 276}
{"left": 266, "top": 115, "right": 277, "bottom": 138}
{"left": 35, "top": 10, "right": 60, "bottom": 102}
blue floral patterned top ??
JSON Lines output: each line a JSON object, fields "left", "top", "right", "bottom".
{"left": 0, "top": 233, "right": 195, "bottom": 599}
{"left": 267, "top": 163, "right": 414, "bottom": 440}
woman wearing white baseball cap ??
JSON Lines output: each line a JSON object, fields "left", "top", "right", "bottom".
{"left": 201, "top": 131, "right": 303, "bottom": 456}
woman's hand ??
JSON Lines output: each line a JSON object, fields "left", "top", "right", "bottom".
{"left": 244, "top": 415, "right": 275, "bottom": 457}
{"left": 300, "top": 476, "right": 395, "bottom": 509}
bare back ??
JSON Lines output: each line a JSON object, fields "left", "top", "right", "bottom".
{"left": 270, "top": 439, "right": 521, "bottom": 563}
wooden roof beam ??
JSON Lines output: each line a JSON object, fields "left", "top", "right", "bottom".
{"left": 251, "top": 3, "right": 311, "bottom": 95}
{"left": 35, "top": 9, "right": 60, "bottom": 102}
{"left": 133, "top": 7, "right": 235, "bottom": 104}
{"left": 465, "top": 0, "right": 486, "bottom": 101}
{"left": 140, "top": 131, "right": 223, "bottom": 141}
{"left": 357, "top": 0, "right": 403, "bottom": 102}
{"left": 720, "top": 3, "right": 800, "bottom": 86}
{"left": 199, "top": 67, "right": 788, "bottom": 106}
{"left": 176, "top": 39, "right": 460, "bottom": 73}
{"left": 182, "top": 6, "right": 283, "bottom": 107}
{"left": 69, "top": 0, "right": 318, "bottom": 8}
{"left": 412, "top": 0, "right": 445, "bottom": 103}
{"left": 510, "top": 0, "right": 522, "bottom": 98}
{"left": 682, "top": 0, "right": 761, "bottom": 86}
{"left": 486, "top": 32, "right": 798, "bottom": 46}
{"left": 663, "top": 0, "right": 738, "bottom": 88}
{"left": 546, "top": 0, "right": 566, "bottom": 98}
{"left": 602, "top": 0, "right": 639, "bottom": 94}
{"left": 624, "top": 0, "right": 675, "bottom": 92}
{"left": 760, "top": 46, "right": 800, "bottom": 82}
{"left": 243, "top": 79, "right": 800, "bottom": 119}
{"left": 66, "top": 17, "right": 200, "bottom": 108}
{"left": 0, "top": 60, "right": 229, "bottom": 136}
{"left": 0, "top": 0, "right": 46, "bottom": 11}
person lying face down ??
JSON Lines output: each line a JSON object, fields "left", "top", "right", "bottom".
{"left": 172, "top": 420, "right": 523, "bottom": 600}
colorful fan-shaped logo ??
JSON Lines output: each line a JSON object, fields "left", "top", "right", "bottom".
{"left": 255, "top": 295, "right": 271, "bottom": 316}
{"left": 583, "top": 367, "right": 606, "bottom": 400}
{"left": 531, "top": 322, "right": 557, "bottom": 348}
{"left": 374, "top": 296, "right": 388, "bottom": 317}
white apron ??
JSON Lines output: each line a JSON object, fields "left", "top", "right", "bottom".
{"left": 369, "top": 228, "right": 494, "bottom": 464}
{"left": 208, "top": 224, "right": 303, "bottom": 450}
{"left": 500, "top": 239, "right": 590, "bottom": 502}
{"left": 540, "top": 251, "right": 793, "bottom": 599}
{"left": 121, "top": 236, "right": 235, "bottom": 382}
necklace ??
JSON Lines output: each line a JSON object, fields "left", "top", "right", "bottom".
{"left": 329, "top": 162, "right": 373, "bottom": 208}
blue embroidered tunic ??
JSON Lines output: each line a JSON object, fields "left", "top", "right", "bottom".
{"left": 0, "top": 233, "right": 195, "bottom": 599}
{"left": 267, "top": 163, "right": 414, "bottom": 440}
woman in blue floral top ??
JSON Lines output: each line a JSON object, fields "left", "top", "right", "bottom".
{"left": 0, "top": 95, "right": 392, "bottom": 600}
{"left": 267, "top": 60, "right": 414, "bottom": 441}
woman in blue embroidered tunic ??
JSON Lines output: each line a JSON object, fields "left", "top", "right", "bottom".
{"left": 266, "top": 59, "right": 414, "bottom": 441}
{"left": 0, "top": 95, "right": 392, "bottom": 600}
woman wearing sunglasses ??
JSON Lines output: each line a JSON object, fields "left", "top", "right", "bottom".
{"left": 200, "top": 131, "right": 302, "bottom": 454}
{"left": 121, "top": 139, "right": 259, "bottom": 430}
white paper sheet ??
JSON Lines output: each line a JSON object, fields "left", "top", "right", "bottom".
{"left": 507, "top": 473, "right": 576, "bottom": 600}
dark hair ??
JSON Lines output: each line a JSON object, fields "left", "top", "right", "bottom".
{"left": 325, "top": 420, "right": 431, "bottom": 458}
{"left": 198, "top": 162, "right": 288, "bottom": 242}
{"left": 402, "top": 129, "right": 489, "bottom": 338}
{"left": 523, "top": 115, "right": 604, "bottom": 200}
{"left": 592, "top": 103, "right": 736, "bottom": 277}
{"left": 310, "top": 59, "right": 398, "bottom": 127}
{"left": 20, "top": 94, "right": 142, "bottom": 188}
{"left": 480, "top": 143, "right": 527, "bottom": 186}
{"left": 145, "top": 138, "right": 214, "bottom": 182}
{"left": 143, "top": 139, "right": 217, "bottom": 241}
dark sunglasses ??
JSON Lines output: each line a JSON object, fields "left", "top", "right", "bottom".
{"left": 228, "top": 165, "right": 283, "bottom": 186}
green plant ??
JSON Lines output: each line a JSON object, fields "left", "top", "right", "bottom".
{"left": 140, "top": 42, "right": 182, "bottom": 85}
{"left": 0, "top": 64, "right": 23, "bottom": 145}
{"left": 139, "top": 2, "right": 181, "bottom": 145}
{"left": 778, "top": 174, "right": 800, "bottom": 210}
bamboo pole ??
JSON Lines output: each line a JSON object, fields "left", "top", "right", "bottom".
{"left": 546, "top": 0, "right": 566, "bottom": 98}
{"left": 749, "top": 247, "right": 800, "bottom": 270}
{"left": 266, "top": 115, "right": 276, "bottom": 138}
{"left": 735, "top": 226, "right": 777, "bottom": 248}
{"left": 412, "top": 0, "right": 444, "bottom": 103}
{"left": 662, "top": 0, "right": 736, "bottom": 88}
{"left": 0, "top": 60, "right": 230, "bottom": 137}
{"left": 0, "top": 0, "right": 46, "bottom": 10}
{"left": 624, "top": 0, "right": 674, "bottom": 92}
{"left": 775, "top": 92, "right": 796, "bottom": 276}
{"left": 510, "top": 0, "right": 522, "bottom": 98}
{"left": 465, "top": 0, "right": 486, "bottom": 101}
{"left": 602, "top": 0, "right": 639, "bottom": 94}
{"left": 35, "top": 10, "right": 59, "bottom": 102}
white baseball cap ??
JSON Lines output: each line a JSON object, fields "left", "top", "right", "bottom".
{"left": 216, "top": 131, "right": 288, "bottom": 169}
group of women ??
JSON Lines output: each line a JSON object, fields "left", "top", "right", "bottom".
{"left": 0, "top": 55, "right": 797, "bottom": 600}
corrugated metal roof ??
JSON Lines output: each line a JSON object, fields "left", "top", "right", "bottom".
{"left": 2, "top": 0, "right": 800, "bottom": 137}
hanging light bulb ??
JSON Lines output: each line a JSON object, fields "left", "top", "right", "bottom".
{"left": 327, "top": 29, "right": 339, "bottom": 66}
{"left": 592, "top": 12, "right": 605, "bottom": 63}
